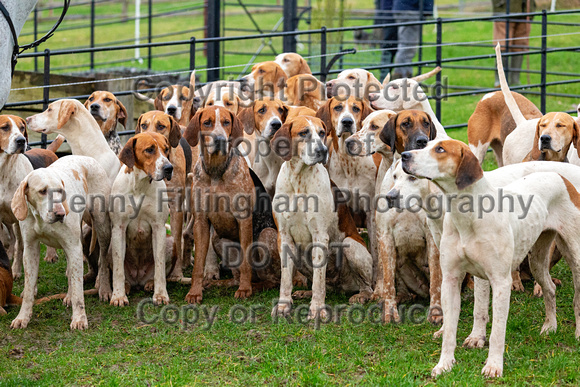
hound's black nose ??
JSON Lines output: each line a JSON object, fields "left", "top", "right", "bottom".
{"left": 540, "top": 134, "right": 552, "bottom": 149}
{"left": 401, "top": 152, "right": 412, "bottom": 161}
{"left": 415, "top": 136, "right": 429, "bottom": 149}
{"left": 341, "top": 117, "right": 354, "bottom": 128}
{"left": 271, "top": 121, "right": 282, "bottom": 130}
{"left": 90, "top": 103, "right": 100, "bottom": 112}
{"left": 163, "top": 164, "right": 174, "bottom": 180}
{"left": 15, "top": 137, "right": 26, "bottom": 147}
{"left": 166, "top": 106, "right": 177, "bottom": 116}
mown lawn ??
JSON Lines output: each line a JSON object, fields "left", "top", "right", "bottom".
{"left": 3, "top": 1, "right": 580, "bottom": 385}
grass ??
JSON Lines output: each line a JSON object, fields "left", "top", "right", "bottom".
{"left": 3, "top": 1, "right": 580, "bottom": 385}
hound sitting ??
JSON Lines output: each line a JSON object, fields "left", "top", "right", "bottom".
{"left": 109, "top": 133, "right": 175, "bottom": 306}
{"left": 274, "top": 52, "right": 312, "bottom": 78}
{"left": 237, "top": 97, "right": 289, "bottom": 196}
{"left": 183, "top": 106, "right": 280, "bottom": 303}
{"left": 522, "top": 112, "right": 580, "bottom": 162}
{"left": 84, "top": 91, "right": 128, "bottom": 155}
{"left": 271, "top": 116, "right": 374, "bottom": 320}
{"left": 402, "top": 139, "right": 580, "bottom": 378}
{"left": 10, "top": 156, "right": 111, "bottom": 329}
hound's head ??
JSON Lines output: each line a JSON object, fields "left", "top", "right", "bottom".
{"left": 385, "top": 159, "right": 433, "bottom": 209}
{"left": 0, "top": 115, "right": 28, "bottom": 155}
{"left": 12, "top": 170, "right": 70, "bottom": 224}
{"left": 205, "top": 86, "right": 241, "bottom": 114}
{"left": 344, "top": 109, "right": 396, "bottom": 157}
{"left": 530, "top": 112, "right": 580, "bottom": 161}
{"left": 378, "top": 110, "right": 437, "bottom": 154}
{"left": 237, "top": 97, "right": 288, "bottom": 140}
{"left": 241, "top": 61, "right": 288, "bottom": 96}
{"left": 271, "top": 116, "right": 328, "bottom": 166}
{"left": 370, "top": 67, "right": 442, "bottom": 110}
{"left": 316, "top": 96, "right": 373, "bottom": 139}
{"left": 285, "top": 74, "right": 324, "bottom": 110}
{"left": 84, "top": 91, "right": 127, "bottom": 135}
{"left": 135, "top": 111, "right": 182, "bottom": 148}
{"left": 401, "top": 139, "right": 483, "bottom": 193}
{"left": 183, "top": 106, "right": 244, "bottom": 155}
{"left": 274, "top": 52, "right": 312, "bottom": 77}
{"left": 326, "top": 68, "right": 381, "bottom": 99}
{"left": 119, "top": 132, "right": 173, "bottom": 181}
{"left": 26, "top": 99, "right": 84, "bottom": 135}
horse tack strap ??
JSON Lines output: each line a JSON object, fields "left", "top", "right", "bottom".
{"left": 0, "top": 1, "right": 20, "bottom": 76}
{"left": 0, "top": 0, "right": 71, "bottom": 77}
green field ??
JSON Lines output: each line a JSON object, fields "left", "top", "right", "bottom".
{"left": 3, "top": 1, "right": 580, "bottom": 385}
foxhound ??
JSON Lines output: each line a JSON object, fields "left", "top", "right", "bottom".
{"left": 326, "top": 68, "right": 382, "bottom": 100}
{"left": 241, "top": 61, "right": 288, "bottom": 100}
{"left": 109, "top": 132, "right": 175, "bottom": 307}
{"left": 274, "top": 52, "right": 312, "bottom": 78}
{"left": 401, "top": 139, "right": 580, "bottom": 378}
{"left": 0, "top": 240, "right": 20, "bottom": 315}
{"left": 182, "top": 106, "right": 280, "bottom": 303}
{"left": 270, "top": 116, "right": 374, "bottom": 320}
{"left": 10, "top": 156, "right": 111, "bottom": 329}
{"left": 84, "top": 91, "right": 128, "bottom": 155}
{"left": 237, "top": 97, "right": 289, "bottom": 196}
{"left": 285, "top": 74, "right": 325, "bottom": 111}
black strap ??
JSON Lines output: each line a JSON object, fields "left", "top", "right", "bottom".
{"left": 0, "top": 0, "right": 71, "bottom": 76}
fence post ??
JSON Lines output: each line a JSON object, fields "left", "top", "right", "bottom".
{"left": 504, "top": 0, "right": 510, "bottom": 82}
{"left": 320, "top": 27, "right": 327, "bottom": 83}
{"left": 42, "top": 49, "right": 50, "bottom": 149}
{"left": 283, "top": 0, "right": 297, "bottom": 52}
{"left": 417, "top": 0, "right": 425, "bottom": 75}
{"left": 207, "top": 0, "right": 221, "bottom": 81}
{"left": 435, "top": 18, "right": 442, "bottom": 122}
{"left": 148, "top": 0, "right": 153, "bottom": 69}
{"left": 90, "top": 0, "right": 95, "bottom": 70}
{"left": 34, "top": 7, "right": 38, "bottom": 72}
{"left": 540, "top": 10, "right": 547, "bottom": 114}
{"left": 189, "top": 37, "right": 196, "bottom": 71}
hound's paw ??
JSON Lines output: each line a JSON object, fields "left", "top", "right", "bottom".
{"left": 307, "top": 304, "right": 329, "bottom": 321}
{"left": 292, "top": 271, "right": 308, "bottom": 288}
{"left": 0, "top": 307, "right": 6, "bottom": 316}
{"left": 203, "top": 267, "right": 220, "bottom": 282}
{"left": 11, "top": 270, "right": 22, "bottom": 280}
{"left": 70, "top": 315, "right": 89, "bottom": 330}
{"left": 10, "top": 317, "right": 30, "bottom": 329}
{"left": 99, "top": 286, "right": 113, "bottom": 302}
{"left": 185, "top": 291, "right": 203, "bottom": 304}
{"left": 44, "top": 253, "right": 58, "bottom": 263}
{"left": 63, "top": 293, "right": 72, "bottom": 307}
{"left": 511, "top": 279, "right": 525, "bottom": 292}
{"left": 110, "top": 294, "right": 129, "bottom": 307}
{"left": 553, "top": 277, "right": 562, "bottom": 286}
{"left": 481, "top": 360, "right": 503, "bottom": 378}
{"left": 153, "top": 293, "right": 170, "bottom": 306}
{"left": 540, "top": 320, "right": 557, "bottom": 335}
{"left": 349, "top": 291, "right": 372, "bottom": 305}
{"left": 431, "top": 358, "right": 455, "bottom": 377}
{"left": 370, "top": 289, "right": 385, "bottom": 301}
{"left": 144, "top": 280, "right": 155, "bottom": 292}
{"left": 382, "top": 301, "right": 400, "bottom": 324}
{"left": 271, "top": 302, "right": 292, "bottom": 318}
{"left": 167, "top": 268, "right": 184, "bottom": 283}
{"left": 463, "top": 334, "right": 486, "bottom": 348}
{"left": 234, "top": 286, "right": 252, "bottom": 300}
{"left": 83, "top": 270, "right": 97, "bottom": 284}
{"left": 292, "top": 290, "right": 312, "bottom": 299}
{"left": 433, "top": 326, "right": 444, "bottom": 339}
{"left": 428, "top": 306, "right": 443, "bottom": 325}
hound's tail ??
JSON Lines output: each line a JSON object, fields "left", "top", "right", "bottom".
{"left": 495, "top": 43, "right": 527, "bottom": 127}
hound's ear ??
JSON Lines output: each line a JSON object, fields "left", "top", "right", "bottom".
{"left": 299, "top": 57, "right": 312, "bottom": 75}
{"left": 428, "top": 115, "right": 437, "bottom": 141}
{"left": 455, "top": 147, "right": 484, "bottom": 190}
{"left": 316, "top": 99, "right": 333, "bottom": 133}
{"left": 281, "top": 103, "right": 289, "bottom": 122}
{"left": 271, "top": 121, "right": 293, "bottom": 161}
{"left": 11, "top": 178, "right": 29, "bottom": 221}
{"left": 135, "top": 114, "right": 144, "bottom": 134}
{"left": 361, "top": 100, "right": 374, "bottom": 121}
{"left": 184, "top": 110, "right": 202, "bottom": 147}
{"left": 531, "top": 119, "right": 543, "bottom": 160}
{"left": 574, "top": 119, "right": 580, "bottom": 158}
{"left": 116, "top": 99, "right": 128, "bottom": 128}
{"left": 237, "top": 107, "right": 256, "bottom": 135}
{"left": 379, "top": 114, "right": 397, "bottom": 153}
{"left": 18, "top": 117, "right": 28, "bottom": 142}
{"left": 189, "top": 70, "right": 196, "bottom": 90}
{"left": 168, "top": 116, "right": 182, "bottom": 148}
{"left": 119, "top": 137, "right": 137, "bottom": 169}
{"left": 61, "top": 179, "right": 70, "bottom": 216}
{"left": 83, "top": 95, "right": 92, "bottom": 110}
{"left": 230, "top": 111, "right": 244, "bottom": 145}
{"left": 57, "top": 100, "right": 78, "bottom": 130}
{"left": 154, "top": 91, "right": 165, "bottom": 111}
{"left": 275, "top": 65, "right": 288, "bottom": 88}
{"left": 367, "top": 71, "right": 381, "bottom": 87}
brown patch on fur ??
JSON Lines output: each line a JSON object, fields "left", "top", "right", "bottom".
{"left": 525, "top": 112, "right": 579, "bottom": 162}
{"left": 237, "top": 98, "right": 288, "bottom": 135}
{"left": 247, "top": 61, "right": 288, "bottom": 96}
{"left": 277, "top": 53, "right": 312, "bottom": 77}
{"left": 84, "top": 91, "right": 127, "bottom": 136}
{"left": 379, "top": 110, "right": 437, "bottom": 154}
{"left": 432, "top": 140, "right": 484, "bottom": 190}
{"left": 286, "top": 106, "right": 316, "bottom": 121}
{"left": 119, "top": 132, "right": 171, "bottom": 176}
{"left": 285, "top": 74, "right": 324, "bottom": 110}
{"left": 561, "top": 175, "right": 580, "bottom": 209}
{"left": 0, "top": 115, "right": 27, "bottom": 152}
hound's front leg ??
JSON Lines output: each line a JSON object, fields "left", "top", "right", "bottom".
{"left": 235, "top": 218, "right": 253, "bottom": 299}
{"left": 152, "top": 223, "right": 170, "bottom": 305}
{"left": 463, "top": 276, "right": 489, "bottom": 347}
{"left": 110, "top": 222, "right": 129, "bottom": 306}
{"left": 167, "top": 208, "right": 184, "bottom": 281}
{"left": 11, "top": 224, "right": 24, "bottom": 279}
{"left": 308, "top": 233, "right": 329, "bottom": 320}
{"left": 186, "top": 214, "right": 210, "bottom": 304}
{"left": 482, "top": 275, "right": 512, "bottom": 378}
{"left": 426, "top": 234, "right": 443, "bottom": 325}
{"left": 64, "top": 240, "right": 88, "bottom": 330}
{"left": 376, "top": 217, "right": 399, "bottom": 323}
{"left": 272, "top": 231, "right": 296, "bottom": 317}
{"left": 11, "top": 239, "right": 40, "bottom": 329}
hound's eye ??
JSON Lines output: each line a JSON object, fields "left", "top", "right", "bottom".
{"left": 283, "top": 58, "right": 289, "bottom": 62}
{"left": 104, "top": 98, "right": 112, "bottom": 103}
{"left": 258, "top": 69, "right": 265, "bottom": 74}
{"left": 348, "top": 75, "right": 356, "bottom": 80}
{"left": 163, "top": 95, "right": 171, "bottom": 101}
{"left": 402, "top": 121, "right": 410, "bottom": 127}
{"left": 393, "top": 174, "right": 397, "bottom": 180}
{"left": 1, "top": 125, "right": 9, "bottom": 131}
{"left": 180, "top": 96, "right": 188, "bottom": 101}
{"left": 226, "top": 101, "right": 233, "bottom": 106}
{"left": 141, "top": 124, "right": 147, "bottom": 130}
{"left": 88, "top": 97, "right": 94, "bottom": 101}
{"left": 157, "top": 125, "right": 166, "bottom": 131}
{"left": 258, "top": 106, "right": 266, "bottom": 114}
{"left": 435, "top": 146, "right": 445, "bottom": 153}
{"left": 223, "top": 120, "right": 230, "bottom": 126}
{"left": 47, "top": 108, "right": 52, "bottom": 112}
{"left": 165, "top": 147, "right": 170, "bottom": 153}
{"left": 39, "top": 188, "right": 47, "bottom": 195}
{"left": 423, "top": 120, "right": 430, "bottom": 127}
{"left": 278, "top": 108, "right": 284, "bottom": 114}
{"left": 319, "top": 130, "right": 325, "bottom": 137}
{"left": 145, "top": 147, "right": 155, "bottom": 154}
{"left": 352, "top": 105, "right": 361, "bottom": 113}
{"left": 408, "top": 176, "right": 417, "bottom": 181}
{"left": 370, "top": 124, "right": 378, "bottom": 131}
{"left": 333, "top": 105, "right": 343, "bottom": 112}
{"left": 203, "top": 120, "right": 212, "bottom": 127}
{"left": 299, "top": 130, "right": 309, "bottom": 138}
{"left": 390, "top": 85, "right": 399, "bottom": 90}
{"left": 207, "top": 101, "right": 214, "bottom": 106}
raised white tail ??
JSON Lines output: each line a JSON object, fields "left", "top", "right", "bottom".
{"left": 495, "top": 43, "right": 527, "bottom": 127}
